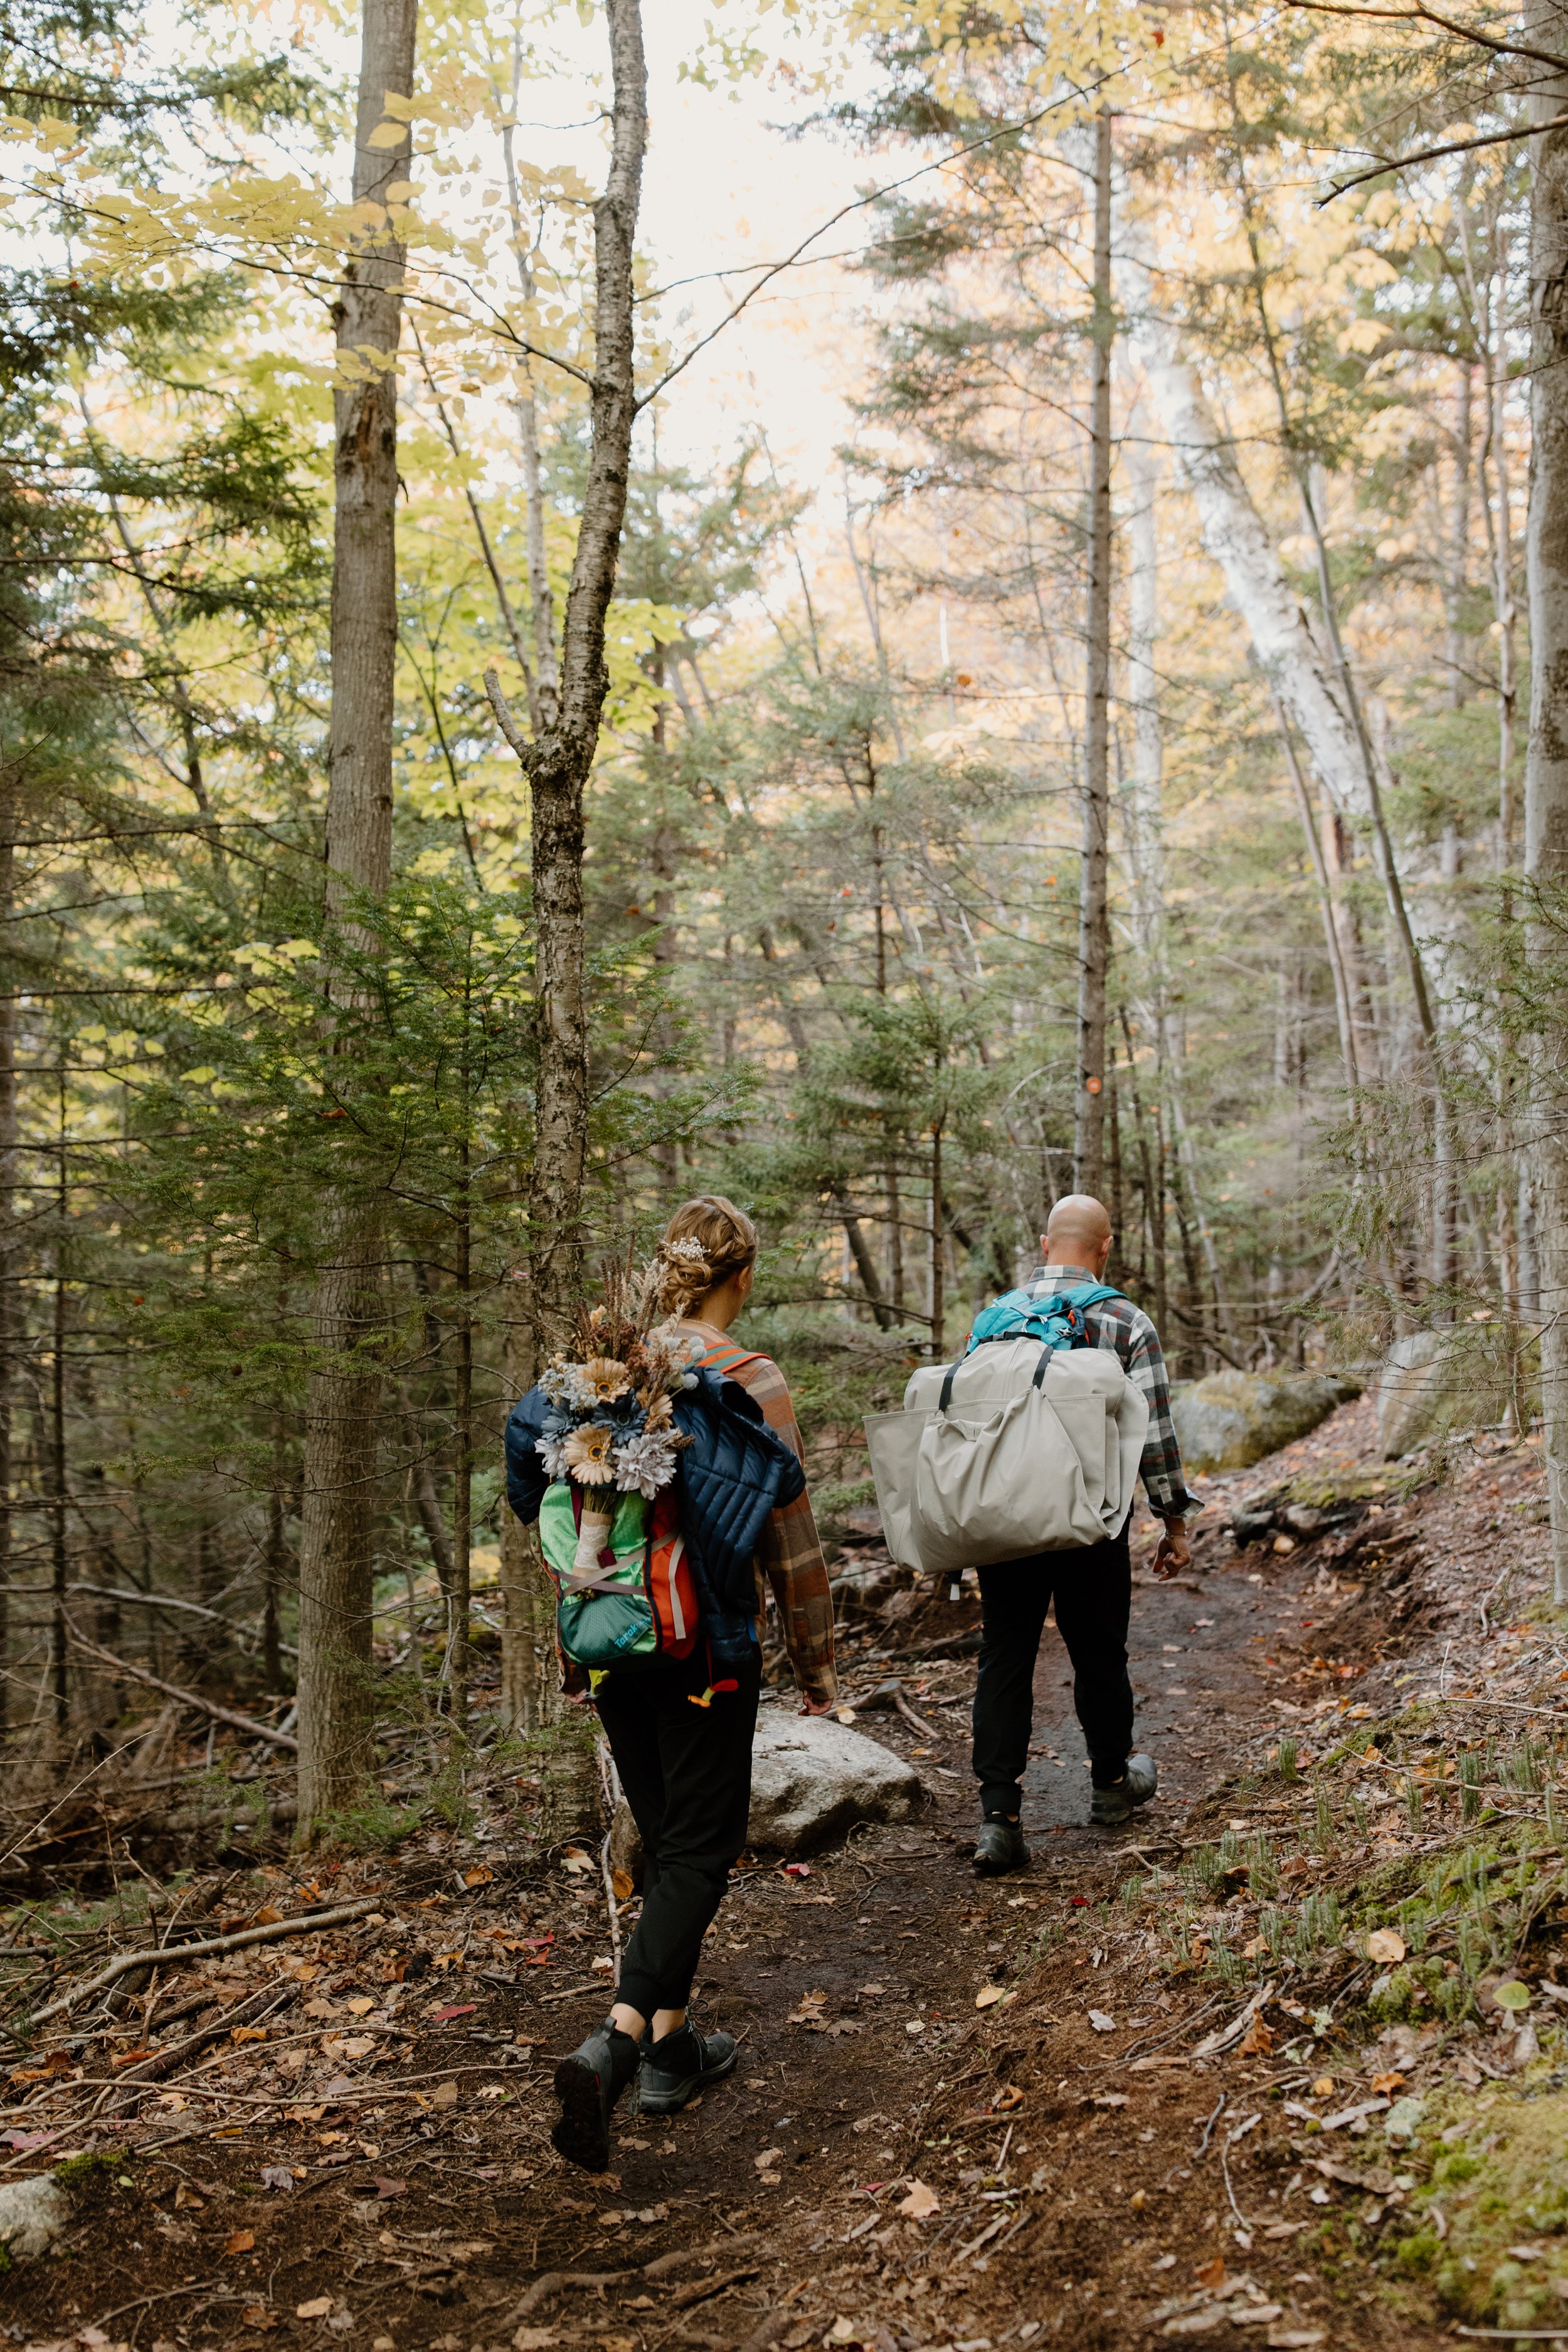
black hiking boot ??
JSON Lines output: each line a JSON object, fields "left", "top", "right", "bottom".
{"left": 637, "top": 2020, "right": 738, "bottom": 2114}
{"left": 1090, "top": 1753, "right": 1158, "bottom": 1827}
{"left": 972, "top": 1816, "right": 1030, "bottom": 1877}
{"left": 551, "top": 2018, "right": 640, "bottom": 2173}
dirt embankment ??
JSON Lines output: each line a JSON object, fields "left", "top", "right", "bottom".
{"left": 6, "top": 1397, "right": 1567, "bottom": 2351}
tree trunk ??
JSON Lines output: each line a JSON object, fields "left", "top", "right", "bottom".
{"left": 487, "top": 0, "right": 646, "bottom": 1357}
{"left": 486, "top": 1, "right": 645, "bottom": 1775}
{"left": 295, "top": 0, "right": 418, "bottom": 1833}
{"left": 0, "top": 803, "right": 13, "bottom": 1741}
{"left": 1525, "top": 0, "right": 1568, "bottom": 1602}
{"left": 1074, "top": 109, "right": 1113, "bottom": 1201}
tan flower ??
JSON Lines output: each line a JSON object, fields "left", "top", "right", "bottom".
{"left": 581, "top": 1355, "right": 632, "bottom": 1402}
{"left": 563, "top": 1423, "right": 617, "bottom": 1484}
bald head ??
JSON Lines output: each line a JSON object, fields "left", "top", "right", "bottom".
{"left": 1043, "top": 1194, "right": 1113, "bottom": 1274}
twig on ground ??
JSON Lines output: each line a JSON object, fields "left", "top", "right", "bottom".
{"left": 15, "top": 1897, "right": 382, "bottom": 2031}
{"left": 894, "top": 1692, "right": 942, "bottom": 1741}
{"left": 1195, "top": 2093, "right": 1227, "bottom": 2157}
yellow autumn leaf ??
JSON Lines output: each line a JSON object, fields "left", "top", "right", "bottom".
{"left": 367, "top": 121, "right": 407, "bottom": 148}
{"left": 1366, "top": 1929, "right": 1406, "bottom": 1964}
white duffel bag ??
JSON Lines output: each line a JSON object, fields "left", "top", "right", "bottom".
{"left": 864, "top": 1337, "right": 1149, "bottom": 1575}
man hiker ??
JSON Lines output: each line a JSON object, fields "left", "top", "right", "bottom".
{"left": 970, "top": 1193, "right": 1197, "bottom": 1875}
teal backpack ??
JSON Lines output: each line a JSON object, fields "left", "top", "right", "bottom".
{"left": 964, "top": 1281, "right": 1124, "bottom": 1356}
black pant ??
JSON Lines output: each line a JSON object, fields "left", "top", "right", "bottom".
{"left": 593, "top": 1645, "right": 760, "bottom": 2020}
{"left": 972, "top": 1523, "right": 1133, "bottom": 1816}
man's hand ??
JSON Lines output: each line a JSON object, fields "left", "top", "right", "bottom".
{"left": 1152, "top": 1517, "right": 1192, "bottom": 1579}
{"left": 800, "top": 1687, "right": 837, "bottom": 1716}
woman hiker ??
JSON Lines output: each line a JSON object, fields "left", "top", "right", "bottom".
{"left": 506, "top": 1195, "right": 839, "bottom": 2173}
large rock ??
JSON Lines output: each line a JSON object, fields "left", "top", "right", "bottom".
{"left": 1375, "top": 1329, "right": 1526, "bottom": 1458}
{"left": 608, "top": 1710, "right": 924, "bottom": 1874}
{"left": 748, "top": 1712, "right": 924, "bottom": 1854}
{"left": 1376, "top": 1331, "right": 1449, "bottom": 1459}
{"left": 1170, "top": 1370, "right": 1359, "bottom": 1475}
{"left": 0, "top": 2171, "right": 70, "bottom": 2259}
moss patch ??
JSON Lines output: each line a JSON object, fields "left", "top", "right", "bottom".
{"left": 1395, "top": 2072, "right": 1568, "bottom": 2331}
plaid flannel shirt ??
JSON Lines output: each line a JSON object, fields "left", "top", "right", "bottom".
{"left": 677, "top": 1323, "right": 839, "bottom": 1708}
{"left": 1014, "top": 1266, "right": 1197, "bottom": 1520}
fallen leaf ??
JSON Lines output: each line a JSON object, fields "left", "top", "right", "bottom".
{"left": 174, "top": 2183, "right": 204, "bottom": 2209}
{"left": 428, "top": 2079, "right": 459, "bottom": 2108}
{"left": 462, "top": 1865, "right": 493, "bottom": 1888}
{"left": 240, "top": 2305, "right": 277, "bottom": 2330}
{"left": 224, "top": 2228, "right": 256, "bottom": 2257}
{"left": 1088, "top": 2010, "right": 1116, "bottom": 2033}
{"left": 1093, "top": 2092, "right": 1130, "bottom": 2109}
{"left": 429, "top": 2005, "right": 476, "bottom": 2024}
{"left": 993, "top": 2084, "right": 1024, "bottom": 2111}
{"left": 1241, "top": 1935, "right": 1269, "bottom": 1959}
{"left": 560, "top": 1846, "right": 594, "bottom": 1874}
{"left": 612, "top": 1870, "right": 635, "bottom": 1902}
{"left": 897, "top": 2179, "right": 940, "bottom": 2219}
{"left": 1495, "top": 1979, "right": 1533, "bottom": 2011}
{"left": 1366, "top": 1929, "right": 1406, "bottom": 1964}
{"left": 304, "top": 1998, "right": 338, "bottom": 2020}
{"left": 295, "top": 2297, "right": 333, "bottom": 2321}
{"left": 260, "top": 2166, "right": 294, "bottom": 2193}
{"left": 512, "top": 2334, "right": 558, "bottom": 2351}
{"left": 783, "top": 1862, "right": 812, "bottom": 1878}
{"left": 1369, "top": 2071, "right": 1406, "bottom": 2096}
{"left": 1311, "top": 2075, "right": 1335, "bottom": 2097}
{"left": 787, "top": 1992, "right": 828, "bottom": 2025}
{"left": 1237, "top": 2017, "right": 1274, "bottom": 2057}
{"left": 252, "top": 1906, "right": 282, "bottom": 1927}
{"left": 753, "top": 2147, "right": 783, "bottom": 2171}
{"left": 375, "top": 2178, "right": 406, "bottom": 2200}
{"left": 231, "top": 2026, "right": 270, "bottom": 2045}
{"left": 975, "top": 1985, "right": 1008, "bottom": 2010}
{"left": 1194, "top": 2254, "right": 1227, "bottom": 2289}
{"left": 344, "top": 1998, "right": 374, "bottom": 2017}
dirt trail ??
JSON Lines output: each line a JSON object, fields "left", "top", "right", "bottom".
{"left": 8, "top": 1396, "right": 1552, "bottom": 2352}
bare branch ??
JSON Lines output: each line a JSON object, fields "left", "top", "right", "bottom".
{"left": 1322, "top": 107, "right": 1568, "bottom": 199}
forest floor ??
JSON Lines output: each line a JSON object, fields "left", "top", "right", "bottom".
{"left": 8, "top": 1393, "right": 1568, "bottom": 2352}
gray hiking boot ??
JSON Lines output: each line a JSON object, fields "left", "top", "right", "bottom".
{"left": 637, "top": 2020, "right": 738, "bottom": 2114}
{"left": 551, "top": 2017, "right": 640, "bottom": 2172}
{"left": 1089, "top": 1754, "right": 1158, "bottom": 1827}
{"left": 973, "top": 1816, "right": 1030, "bottom": 1877}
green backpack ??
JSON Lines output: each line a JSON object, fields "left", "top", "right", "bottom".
{"left": 536, "top": 1481, "right": 699, "bottom": 1671}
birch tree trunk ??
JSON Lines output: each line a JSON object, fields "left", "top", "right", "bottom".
{"left": 295, "top": 0, "right": 418, "bottom": 1832}
{"left": 1525, "top": 0, "right": 1568, "bottom": 1602}
{"left": 1074, "top": 111, "right": 1113, "bottom": 1200}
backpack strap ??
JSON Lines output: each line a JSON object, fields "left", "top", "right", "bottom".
{"left": 695, "top": 1340, "right": 770, "bottom": 1380}
{"left": 938, "top": 1339, "right": 1060, "bottom": 1414}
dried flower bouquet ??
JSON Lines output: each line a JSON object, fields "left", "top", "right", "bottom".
{"left": 532, "top": 1248, "right": 697, "bottom": 1576}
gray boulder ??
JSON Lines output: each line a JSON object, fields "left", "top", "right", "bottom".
{"left": 748, "top": 1711, "right": 924, "bottom": 1853}
{"left": 1171, "top": 1370, "right": 1359, "bottom": 1475}
{"left": 1376, "top": 1331, "right": 1449, "bottom": 1459}
{"left": 0, "top": 2171, "right": 71, "bottom": 2259}
{"left": 608, "top": 1710, "right": 924, "bottom": 1873}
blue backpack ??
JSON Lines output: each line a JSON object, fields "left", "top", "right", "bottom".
{"left": 965, "top": 1281, "right": 1124, "bottom": 1357}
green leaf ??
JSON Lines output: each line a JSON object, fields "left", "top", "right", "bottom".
{"left": 1495, "top": 1981, "right": 1532, "bottom": 2011}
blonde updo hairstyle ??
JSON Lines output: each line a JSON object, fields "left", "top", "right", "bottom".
{"left": 652, "top": 1195, "right": 758, "bottom": 1321}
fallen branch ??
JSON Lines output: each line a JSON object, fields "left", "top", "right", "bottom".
{"left": 68, "top": 1582, "right": 300, "bottom": 1659}
{"left": 672, "top": 2264, "right": 763, "bottom": 2309}
{"left": 64, "top": 1625, "right": 299, "bottom": 1750}
{"left": 16, "top": 1897, "right": 381, "bottom": 2032}
{"left": 893, "top": 1691, "right": 942, "bottom": 1742}
{"left": 506, "top": 2235, "right": 761, "bottom": 2324}
{"left": 121, "top": 1979, "right": 299, "bottom": 2083}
